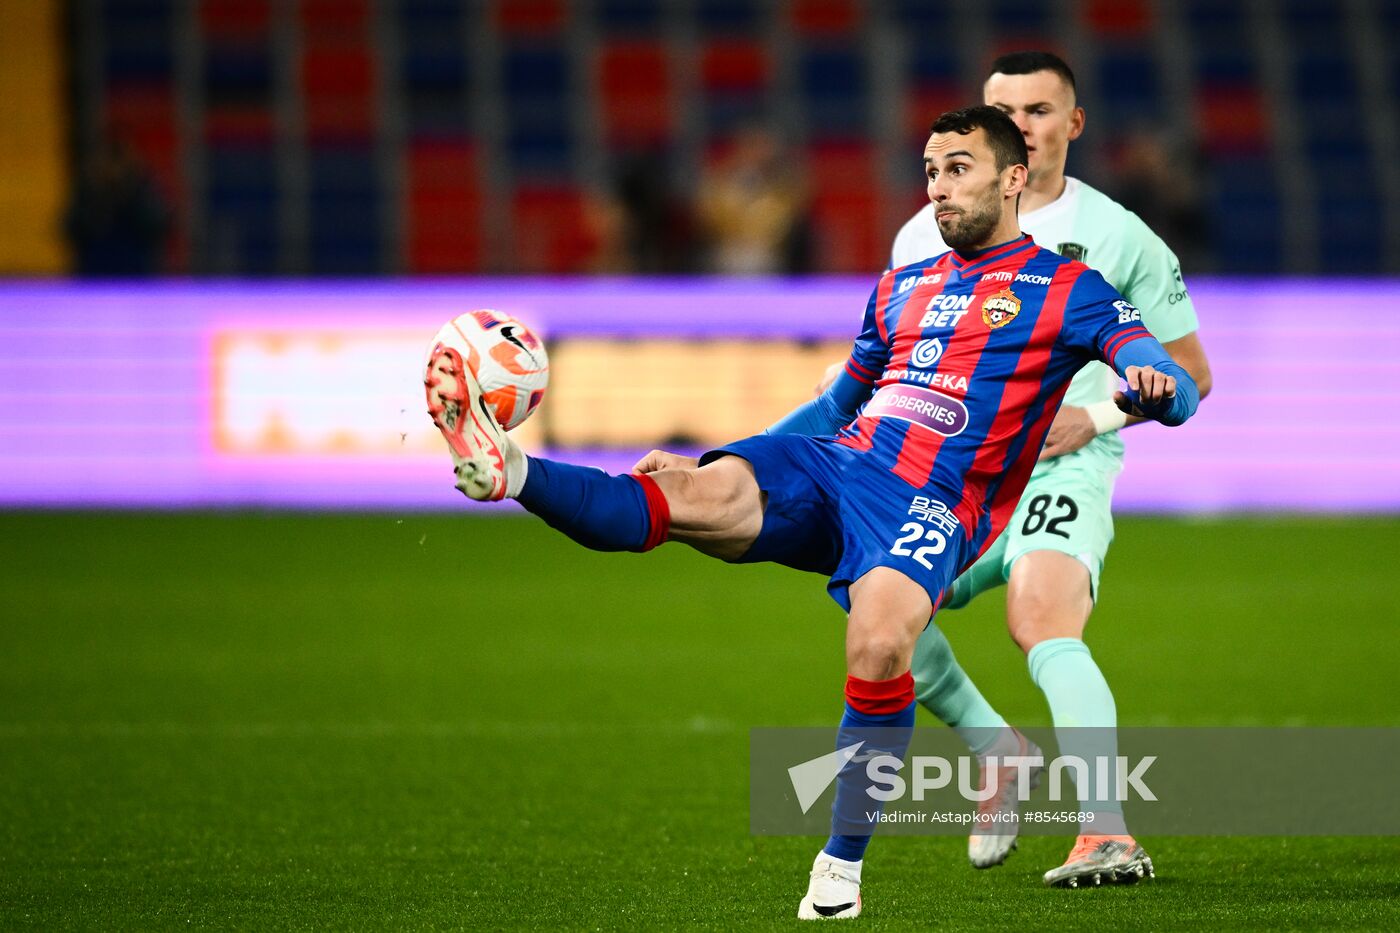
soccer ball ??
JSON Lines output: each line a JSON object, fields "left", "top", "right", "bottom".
{"left": 425, "top": 309, "right": 549, "bottom": 430}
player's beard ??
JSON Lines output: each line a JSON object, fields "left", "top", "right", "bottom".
{"left": 937, "top": 179, "right": 1002, "bottom": 251}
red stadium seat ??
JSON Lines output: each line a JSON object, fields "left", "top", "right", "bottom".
{"left": 407, "top": 142, "right": 482, "bottom": 274}
{"left": 1196, "top": 86, "right": 1270, "bottom": 154}
{"left": 791, "top": 0, "right": 860, "bottom": 34}
{"left": 1083, "top": 0, "right": 1153, "bottom": 37}
{"left": 701, "top": 41, "right": 769, "bottom": 92}
{"left": 300, "top": 0, "right": 370, "bottom": 35}
{"left": 204, "top": 108, "right": 275, "bottom": 145}
{"left": 511, "top": 186, "right": 596, "bottom": 274}
{"left": 201, "top": 0, "right": 270, "bottom": 38}
{"left": 808, "top": 142, "right": 875, "bottom": 195}
{"left": 811, "top": 189, "right": 884, "bottom": 273}
{"left": 496, "top": 0, "right": 566, "bottom": 34}
{"left": 599, "top": 42, "right": 672, "bottom": 147}
{"left": 905, "top": 84, "right": 965, "bottom": 145}
{"left": 302, "top": 48, "right": 376, "bottom": 142}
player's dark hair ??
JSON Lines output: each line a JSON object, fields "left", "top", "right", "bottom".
{"left": 928, "top": 105, "right": 1029, "bottom": 173}
{"left": 986, "top": 50, "right": 1076, "bottom": 95}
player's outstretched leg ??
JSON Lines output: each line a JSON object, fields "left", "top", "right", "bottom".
{"left": 427, "top": 341, "right": 763, "bottom": 558}
{"left": 425, "top": 337, "right": 526, "bottom": 501}
{"left": 798, "top": 568, "right": 929, "bottom": 921}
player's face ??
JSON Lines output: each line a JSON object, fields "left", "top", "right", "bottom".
{"left": 982, "top": 70, "right": 1084, "bottom": 182}
{"left": 924, "top": 129, "right": 1009, "bottom": 250}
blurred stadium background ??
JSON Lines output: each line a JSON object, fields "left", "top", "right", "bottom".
{"left": 4, "top": 0, "right": 1400, "bottom": 277}
{"left": 4, "top": 2, "right": 1400, "bottom": 929}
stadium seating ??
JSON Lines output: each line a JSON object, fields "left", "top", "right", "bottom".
{"left": 74, "top": 0, "right": 1397, "bottom": 274}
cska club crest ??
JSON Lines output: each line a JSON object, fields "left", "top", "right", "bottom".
{"left": 981, "top": 287, "right": 1021, "bottom": 329}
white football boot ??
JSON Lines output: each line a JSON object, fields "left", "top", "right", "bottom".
{"left": 423, "top": 332, "right": 525, "bottom": 501}
{"left": 1043, "top": 835, "right": 1155, "bottom": 888}
{"left": 968, "top": 728, "right": 1045, "bottom": 868}
{"left": 797, "top": 852, "right": 862, "bottom": 920}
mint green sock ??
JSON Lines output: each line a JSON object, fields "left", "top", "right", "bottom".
{"left": 942, "top": 549, "right": 1007, "bottom": 610}
{"left": 1027, "top": 637, "right": 1125, "bottom": 833}
{"left": 912, "top": 623, "right": 1011, "bottom": 756}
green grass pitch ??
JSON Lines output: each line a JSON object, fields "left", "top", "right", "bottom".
{"left": 2, "top": 512, "right": 1398, "bottom": 930}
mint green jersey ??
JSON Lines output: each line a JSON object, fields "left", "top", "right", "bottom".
{"left": 890, "top": 177, "right": 1199, "bottom": 466}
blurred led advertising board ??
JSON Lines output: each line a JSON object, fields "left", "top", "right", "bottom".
{"left": 0, "top": 279, "right": 1396, "bottom": 511}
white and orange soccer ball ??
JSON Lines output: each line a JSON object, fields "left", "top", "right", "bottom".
{"left": 424, "top": 309, "right": 549, "bottom": 430}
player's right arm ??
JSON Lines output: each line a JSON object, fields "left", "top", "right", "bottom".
{"left": 768, "top": 278, "right": 889, "bottom": 435}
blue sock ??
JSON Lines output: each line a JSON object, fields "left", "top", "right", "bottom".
{"left": 516, "top": 457, "right": 668, "bottom": 553}
{"left": 825, "top": 672, "right": 917, "bottom": 863}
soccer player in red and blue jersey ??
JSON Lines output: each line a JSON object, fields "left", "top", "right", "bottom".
{"left": 425, "top": 106, "right": 1199, "bottom": 921}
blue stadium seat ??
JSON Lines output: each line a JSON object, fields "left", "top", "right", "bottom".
{"left": 1097, "top": 47, "right": 1163, "bottom": 123}
{"left": 308, "top": 147, "right": 382, "bottom": 274}
{"left": 906, "top": 45, "right": 960, "bottom": 85}
{"left": 502, "top": 44, "right": 573, "bottom": 174}
{"left": 1318, "top": 193, "right": 1383, "bottom": 273}
{"left": 990, "top": 0, "right": 1052, "bottom": 33}
{"left": 1184, "top": 0, "right": 1248, "bottom": 33}
{"left": 506, "top": 123, "right": 573, "bottom": 176}
{"left": 102, "top": 0, "right": 174, "bottom": 81}
{"left": 206, "top": 146, "right": 279, "bottom": 273}
{"left": 800, "top": 47, "right": 867, "bottom": 138}
{"left": 1210, "top": 156, "right": 1282, "bottom": 273}
{"left": 399, "top": 1, "right": 471, "bottom": 137}
{"left": 891, "top": 0, "right": 953, "bottom": 31}
{"left": 1281, "top": 0, "right": 1344, "bottom": 36}
{"left": 598, "top": 0, "right": 661, "bottom": 32}
{"left": 503, "top": 45, "right": 568, "bottom": 99}
{"left": 1291, "top": 50, "right": 1357, "bottom": 103}
{"left": 203, "top": 46, "right": 272, "bottom": 105}
{"left": 1192, "top": 45, "right": 1256, "bottom": 86}
{"left": 697, "top": 0, "right": 760, "bottom": 33}
{"left": 1381, "top": 0, "right": 1400, "bottom": 35}
{"left": 399, "top": 0, "right": 466, "bottom": 30}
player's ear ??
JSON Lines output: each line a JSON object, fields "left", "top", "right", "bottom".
{"left": 1004, "top": 163, "right": 1028, "bottom": 198}
{"left": 1067, "top": 106, "right": 1086, "bottom": 141}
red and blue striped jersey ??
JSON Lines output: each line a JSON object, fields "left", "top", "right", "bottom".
{"left": 835, "top": 234, "right": 1155, "bottom": 547}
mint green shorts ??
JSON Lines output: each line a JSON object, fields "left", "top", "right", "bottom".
{"left": 955, "top": 440, "right": 1121, "bottom": 605}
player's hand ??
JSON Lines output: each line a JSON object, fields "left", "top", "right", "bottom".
{"left": 632, "top": 449, "right": 699, "bottom": 474}
{"left": 1038, "top": 405, "right": 1096, "bottom": 460}
{"left": 1114, "top": 365, "right": 1177, "bottom": 418}
{"left": 815, "top": 360, "right": 843, "bottom": 396}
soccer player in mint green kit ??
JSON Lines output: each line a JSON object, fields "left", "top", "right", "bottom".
{"left": 888, "top": 52, "right": 1214, "bottom": 886}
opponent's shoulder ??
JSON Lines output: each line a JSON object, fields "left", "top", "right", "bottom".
{"left": 1030, "top": 247, "right": 1121, "bottom": 305}
{"left": 890, "top": 202, "right": 949, "bottom": 268}
{"left": 1073, "top": 178, "right": 1175, "bottom": 253}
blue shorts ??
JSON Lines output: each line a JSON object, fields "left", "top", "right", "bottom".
{"left": 700, "top": 434, "right": 979, "bottom": 611}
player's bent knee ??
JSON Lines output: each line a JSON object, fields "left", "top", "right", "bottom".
{"left": 847, "top": 630, "right": 913, "bottom": 681}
